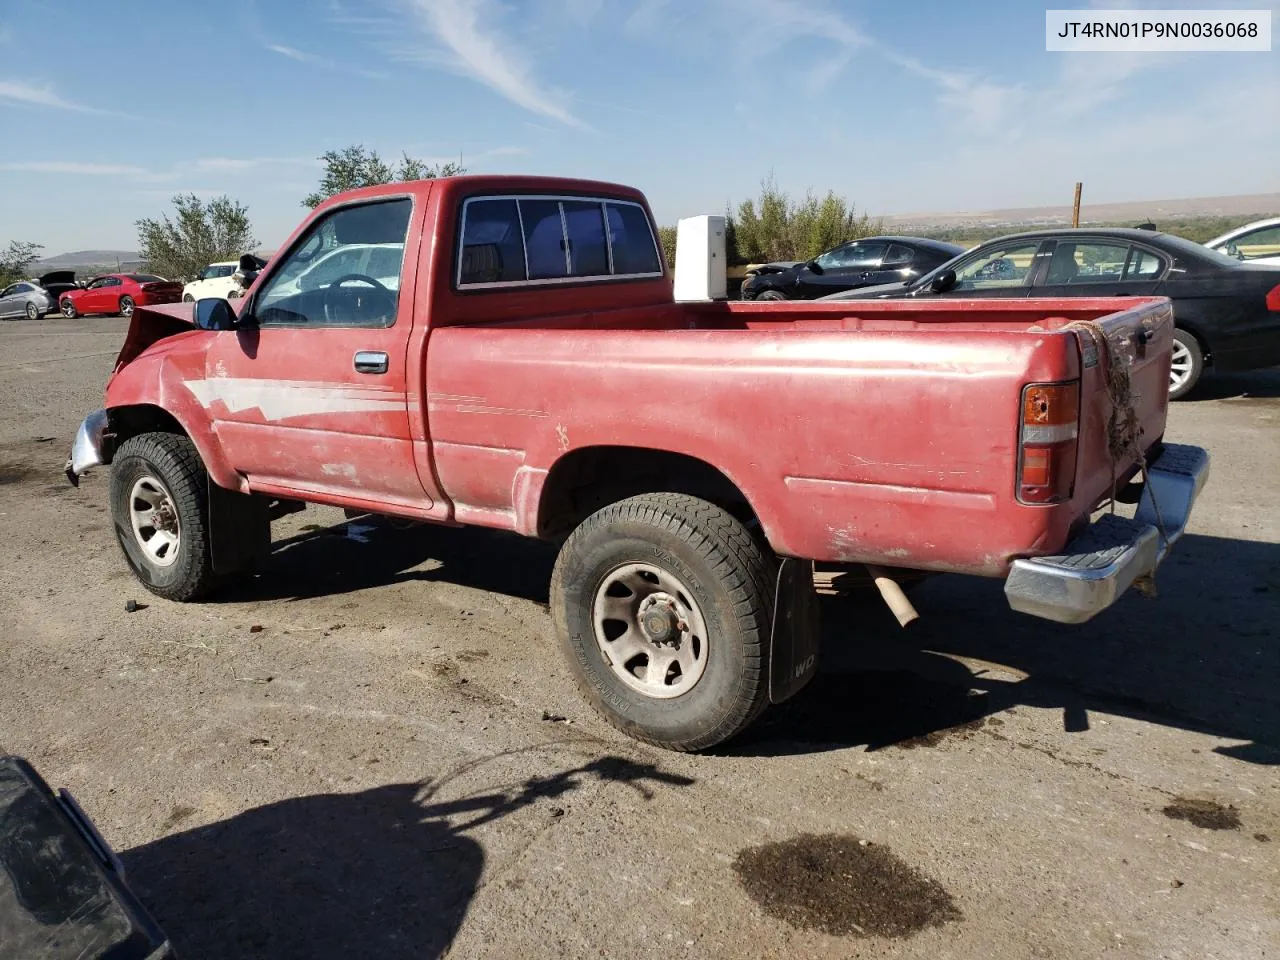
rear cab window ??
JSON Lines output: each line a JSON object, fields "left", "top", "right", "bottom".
{"left": 457, "top": 194, "right": 662, "bottom": 289}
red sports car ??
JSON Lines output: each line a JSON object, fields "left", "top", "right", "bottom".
{"left": 59, "top": 273, "right": 183, "bottom": 318}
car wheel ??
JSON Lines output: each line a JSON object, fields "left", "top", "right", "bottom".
{"left": 25, "top": 302, "right": 39, "bottom": 320}
{"left": 182, "top": 293, "right": 195, "bottom": 303}
{"left": 227, "top": 289, "right": 240, "bottom": 299}
{"left": 61, "top": 299, "right": 77, "bottom": 318}
{"left": 756, "top": 290, "right": 788, "bottom": 301}
{"left": 550, "top": 493, "right": 776, "bottom": 752}
{"left": 119, "top": 295, "right": 135, "bottom": 317}
{"left": 1168, "top": 328, "right": 1204, "bottom": 400}
{"left": 109, "top": 432, "right": 220, "bottom": 601}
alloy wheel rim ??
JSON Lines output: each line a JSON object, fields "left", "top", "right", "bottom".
{"left": 1169, "top": 340, "right": 1193, "bottom": 392}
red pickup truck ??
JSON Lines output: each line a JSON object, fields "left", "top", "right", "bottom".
{"left": 66, "top": 175, "right": 1209, "bottom": 751}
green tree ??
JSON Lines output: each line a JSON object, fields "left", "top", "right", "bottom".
{"left": 0, "top": 240, "right": 44, "bottom": 286}
{"left": 726, "top": 174, "right": 881, "bottom": 264}
{"left": 136, "top": 194, "right": 257, "bottom": 282}
{"left": 657, "top": 225, "right": 677, "bottom": 269}
{"left": 303, "top": 145, "right": 466, "bottom": 208}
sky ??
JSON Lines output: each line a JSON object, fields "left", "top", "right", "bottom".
{"left": 1, "top": 0, "right": 1277, "bottom": 254}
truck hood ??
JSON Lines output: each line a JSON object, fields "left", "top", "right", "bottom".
{"left": 112, "top": 301, "right": 203, "bottom": 373}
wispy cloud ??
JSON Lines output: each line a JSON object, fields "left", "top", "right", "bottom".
{"left": 194, "top": 156, "right": 321, "bottom": 172}
{"left": 0, "top": 79, "right": 122, "bottom": 115}
{"left": 1, "top": 160, "right": 149, "bottom": 175}
{"left": 265, "top": 41, "right": 387, "bottom": 79}
{"left": 885, "top": 53, "right": 1023, "bottom": 132}
{"left": 267, "top": 43, "right": 312, "bottom": 62}
{"left": 624, "top": 0, "right": 673, "bottom": 34}
{"left": 397, "top": 0, "right": 588, "bottom": 128}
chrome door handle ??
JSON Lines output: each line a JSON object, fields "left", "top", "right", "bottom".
{"left": 353, "top": 350, "right": 388, "bottom": 374}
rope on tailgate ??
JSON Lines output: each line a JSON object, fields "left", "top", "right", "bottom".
{"left": 1064, "top": 319, "right": 1170, "bottom": 595}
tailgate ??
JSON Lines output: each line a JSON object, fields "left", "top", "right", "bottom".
{"left": 1066, "top": 297, "right": 1173, "bottom": 512}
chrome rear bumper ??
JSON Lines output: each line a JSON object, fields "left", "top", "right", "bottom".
{"left": 64, "top": 409, "right": 109, "bottom": 487}
{"left": 1004, "top": 443, "right": 1210, "bottom": 624}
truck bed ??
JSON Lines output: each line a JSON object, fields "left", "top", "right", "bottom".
{"left": 425, "top": 296, "right": 1173, "bottom": 575}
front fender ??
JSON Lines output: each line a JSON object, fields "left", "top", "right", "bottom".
{"left": 103, "top": 341, "right": 245, "bottom": 493}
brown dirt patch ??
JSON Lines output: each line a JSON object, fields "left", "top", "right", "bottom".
{"left": 734, "top": 833, "right": 961, "bottom": 938}
{"left": 1162, "top": 797, "right": 1241, "bottom": 831}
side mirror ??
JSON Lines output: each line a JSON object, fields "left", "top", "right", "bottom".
{"left": 193, "top": 297, "right": 239, "bottom": 331}
{"left": 930, "top": 269, "right": 957, "bottom": 294}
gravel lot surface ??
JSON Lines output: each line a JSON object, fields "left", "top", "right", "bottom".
{"left": 1, "top": 314, "right": 1277, "bottom": 959}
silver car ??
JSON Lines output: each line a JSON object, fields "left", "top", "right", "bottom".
{"left": 0, "top": 280, "right": 57, "bottom": 320}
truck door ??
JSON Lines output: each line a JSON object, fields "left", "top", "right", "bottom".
{"left": 197, "top": 194, "right": 434, "bottom": 511}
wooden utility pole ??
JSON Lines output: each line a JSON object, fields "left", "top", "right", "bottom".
{"left": 1072, "top": 182, "right": 1083, "bottom": 228}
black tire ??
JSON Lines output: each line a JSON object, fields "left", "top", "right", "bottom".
{"left": 756, "top": 289, "right": 788, "bottom": 301}
{"left": 182, "top": 293, "right": 195, "bottom": 303}
{"left": 110, "top": 433, "right": 219, "bottom": 601}
{"left": 25, "top": 302, "right": 40, "bottom": 320}
{"left": 61, "top": 299, "right": 77, "bottom": 319}
{"left": 1168, "top": 328, "right": 1204, "bottom": 401}
{"left": 119, "top": 295, "right": 135, "bottom": 317}
{"left": 550, "top": 493, "right": 776, "bottom": 752}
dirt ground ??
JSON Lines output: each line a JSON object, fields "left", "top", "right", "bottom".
{"left": 1, "top": 314, "right": 1277, "bottom": 960}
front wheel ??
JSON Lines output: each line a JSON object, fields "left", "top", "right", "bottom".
{"left": 756, "top": 289, "right": 788, "bottom": 301}
{"left": 118, "top": 295, "right": 135, "bottom": 317}
{"left": 109, "top": 433, "right": 219, "bottom": 601}
{"left": 61, "top": 299, "right": 77, "bottom": 318}
{"left": 182, "top": 293, "right": 195, "bottom": 303}
{"left": 1168, "top": 328, "right": 1204, "bottom": 400}
{"left": 550, "top": 493, "right": 775, "bottom": 752}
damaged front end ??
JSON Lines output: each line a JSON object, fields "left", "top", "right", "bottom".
{"left": 64, "top": 409, "right": 110, "bottom": 487}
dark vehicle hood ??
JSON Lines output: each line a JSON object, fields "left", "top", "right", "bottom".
{"left": 38, "top": 270, "right": 76, "bottom": 285}
{"left": 819, "top": 280, "right": 919, "bottom": 301}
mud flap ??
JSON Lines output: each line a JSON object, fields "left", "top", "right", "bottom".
{"left": 768, "top": 557, "right": 821, "bottom": 704}
{"left": 208, "top": 480, "right": 271, "bottom": 575}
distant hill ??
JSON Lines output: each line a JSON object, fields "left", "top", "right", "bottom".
{"left": 35, "top": 249, "right": 139, "bottom": 270}
{"left": 881, "top": 192, "right": 1280, "bottom": 231}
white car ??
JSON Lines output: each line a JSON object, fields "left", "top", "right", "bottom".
{"left": 182, "top": 262, "right": 241, "bottom": 302}
{"left": 1204, "top": 217, "right": 1280, "bottom": 265}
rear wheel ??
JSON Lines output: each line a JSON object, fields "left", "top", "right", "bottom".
{"left": 551, "top": 493, "right": 775, "bottom": 752}
{"left": 24, "top": 302, "right": 39, "bottom": 320}
{"left": 61, "top": 299, "right": 77, "bottom": 318}
{"left": 756, "top": 290, "right": 788, "bottom": 302}
{"left": 1168, "top": 328, "right": 1204, "bottom": 400}
{"left": 119, "top": 295, "right": 135, "bottom": 317}
{"left": 182, "top": 293, "right": 195, "bottom": 303}
{"left": 110, "top": 433, "right": 219, "bottom": 601}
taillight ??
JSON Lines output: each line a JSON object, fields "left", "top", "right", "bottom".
{"left": 1266, "top": 283, "right": 1280, "bottom": 313}
{"left": 1018, "top": 381, "right": 1080, "bottom": 504}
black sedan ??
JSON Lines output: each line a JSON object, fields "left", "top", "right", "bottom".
{"left": 741, "top": 236, "right": 964, "bottom": 302}
{"left": 823, "top": 228, "right": 1280, "bottom": 399}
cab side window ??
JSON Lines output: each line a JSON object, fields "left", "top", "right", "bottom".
{"left": 253, "top": 198, "right": 412, "bottom": 328}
